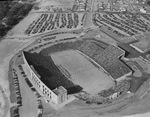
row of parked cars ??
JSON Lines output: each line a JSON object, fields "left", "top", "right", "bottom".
{"left": 93, "top": 13, "right": 150, "bottom": 38}
{"left": 25, "top": 13, "right": 81, "bottom": 35}
{"left": 10, "top": 106, "right": 20, "bottom": 117}
{"left": 12, "top": 69, "right": 22, "bottom": 106}
{"left": 11, "top": 68, "right": 22, "bottom": 117}
{"left": 37, "top": 99, "right": 43, "bottom": 117}
{"left": 18, "top": 64, "right": 43, "bottom": 117}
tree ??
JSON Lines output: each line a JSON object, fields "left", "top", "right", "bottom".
{"left": 147, "top": 1, "right": 150, "bottom": 6}
{"left": 0, "top": 24, "right": 6, "bottom": 37}
{"left": 0, "top": 1, "right": 33, "bottom": 37}
{"left": 0, "top": 1, "right": 11, "bottom": 20}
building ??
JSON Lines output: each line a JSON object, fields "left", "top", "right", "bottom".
{"left": 22, "top": 51, "right": 68, "bottom": 105}
{"left": 76, "top": 0, "right": 87, "bottom": 11}
{"left": 53, "top": 86, "right": 67, "bottom": 104}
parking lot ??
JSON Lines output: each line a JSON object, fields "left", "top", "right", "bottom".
{"left": 11, "top": 55, "right": 39, "bottom": 117}
{"left": 25, "top": 13, "right": 85, "bottom": 35}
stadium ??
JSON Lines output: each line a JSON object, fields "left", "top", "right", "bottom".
{"left": 22, "top": 39, "right": 132, "bottom": 106}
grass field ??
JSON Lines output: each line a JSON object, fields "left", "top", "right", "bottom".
{"left": 51, "top": 50, "right": 114, "bottom": 95}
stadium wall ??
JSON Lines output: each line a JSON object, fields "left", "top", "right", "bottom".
{"left": 22, "top": 52, "right": 66, "bottom": 105}
{"left": 115, "top": 72, "right": 132, "bottom": 82}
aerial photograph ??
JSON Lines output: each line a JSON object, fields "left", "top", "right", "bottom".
{"left": 1, "top": 0, "right": 150, "bottom": 117}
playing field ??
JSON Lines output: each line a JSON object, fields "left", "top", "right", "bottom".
{"left": 51, "top": 50, "right": 114, "bottom": 95}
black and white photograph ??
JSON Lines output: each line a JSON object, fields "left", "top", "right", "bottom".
{"left": 1, "top": 0, "right": 150, "bottom": 117}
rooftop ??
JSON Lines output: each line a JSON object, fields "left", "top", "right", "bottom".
{"left": 53, "top": 86, "right": 67, "bottom": 96}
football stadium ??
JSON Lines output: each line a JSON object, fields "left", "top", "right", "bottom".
{"left": 22, "top": 39, "right": 132, "bottom": 105}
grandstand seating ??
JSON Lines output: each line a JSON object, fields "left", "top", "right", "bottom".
{"left": 78, "top": 41, "right": 100, "bottom": 57}
{"left": 39, "top": 39, "right": 131, "bottom": 81}
{"left": 78, "top": 41, "right": 131, "bottom": 80}
{"left": 40, "top": 40, "right": 84, "bottom": 56}
{"left": 23, "top": 51, "right": 82, "bottom": 94}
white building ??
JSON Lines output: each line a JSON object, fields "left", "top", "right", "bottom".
{"left": 22, "top": 51, "right": 68, "bottom": 105}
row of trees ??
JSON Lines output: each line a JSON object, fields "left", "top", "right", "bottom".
{"left": 0, "top": 0, "right": 34, "bottom": 38}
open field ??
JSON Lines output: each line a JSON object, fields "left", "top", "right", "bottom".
{"left": 51, "top": 50, "right": 114, "bottom": 95}
{"left": 7, "top": 13, "right": 40, "bottom": 37}
{"left": 0, "top": 39, "right": 24, "bottom": 62}
{"left": 39, "top": 0, "right": 75, "bottom": 9}
{"left": 38, "top": 0, "right": 75, "bottom": 12}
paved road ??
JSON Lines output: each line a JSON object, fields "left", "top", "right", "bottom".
{"left": 11, "top": 54, "right": 38, "bottom": 117}
{"left": 0, "top": 85, "right": 9, "bottom": 117}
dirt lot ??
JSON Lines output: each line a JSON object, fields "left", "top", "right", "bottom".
{"left": 7, "top": 13, "right": 41, "bottom": 38}
{"left": 51, "top": 50, "right": 114, "bottom": 95}
{"left": 39, "top": 0, "right": 75, "bottom": 9}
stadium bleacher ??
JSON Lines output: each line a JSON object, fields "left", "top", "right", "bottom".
{"left": 23, "top": 51, "right": 82, "bottom": 94}
{"left": 78, "top": 41, "right": 132, "bottom": 80}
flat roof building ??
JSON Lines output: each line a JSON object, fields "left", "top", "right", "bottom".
{"left": 53, "top": 86, "right": 68, "bottom": 104}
